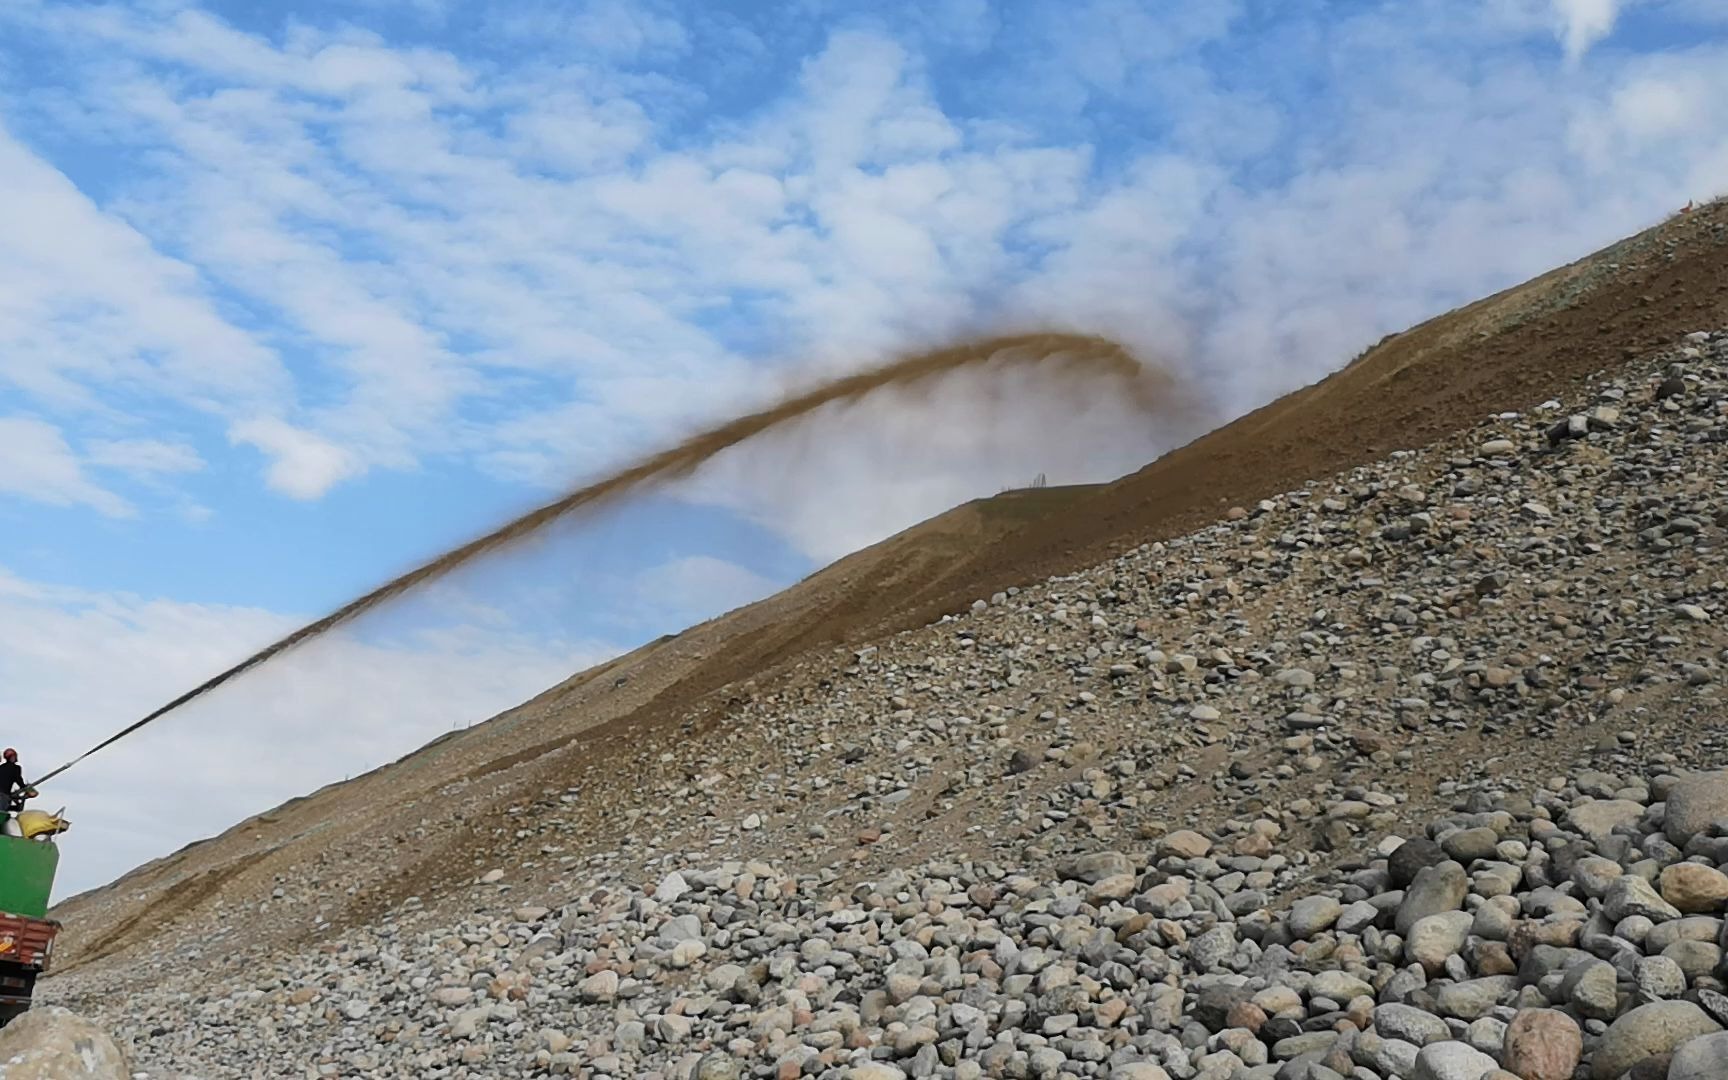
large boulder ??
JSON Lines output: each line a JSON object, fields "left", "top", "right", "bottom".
{"left": 1661, "top": 862, "right": 1728, "bottom": 914}
{"left": 1058, "top": 851, "right": 1133, "bottom": 884}
{"left": 1373, "top": 1002, "right": 1452, "bottom": 1046}
{"left": 0, "top": 1006, "right": 130, "bottom": 1079}
{"left": 1108, "top": 1066, "right": 1172, "bottom": 1080}
{"left": 1666, "top": 770, "right": 1728, "bottom": 845}
{"left": 1157, "top": 830, "right": 1212, "bottom": 859}
{"left": 1288, "top": 895, "right": 1344, "bottom": 939}
{"left": 1435, "top": 976, "right": 1518, "bottom": 1021}
{"left": 1388, "top": 837, "right": 1448, "bottom": 888}
{"left": 1406, "top": 911, "right": 1474, "bottom": 975}
{"left": 1410, "top": 1040, "right": 1498, "bottom": 1080}
{"left": 1500, "top": 1009, "right": 1582, "bottom": 1080}
{"left": 1396, "top": 861, "right": 1470, "bottom": 935}
{"left": 844, "top": 1066, "right": 907, "bottom": 1080}
{"left": 1603, "top": 874, "right": 1681, "bottom": 923}
{"left": 1440, "top": 827, "right": 1500, "bottom": 864}
{"left": 1645, "top": 916, "right": 1722, "bottom": 953}
{"left": 1559, "top": 958, "right": 1619, "bottom": 1021}
{"left": 1309, "top": 970, "right": 1373, "bottom": 1002}
{"left": 695, "top": 1053, "right": 744, "bottom": 1080}
{"left": 1670, "top": 1031, "right": 1728, "bottom": 1080}
{"left": 1565, "top": 799, "right": 1646, "bottom": 841}
{"left": 1590, "top": 1001, "right": 1722, "bottom": 1079}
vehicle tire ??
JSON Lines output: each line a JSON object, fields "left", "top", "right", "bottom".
{"left": 0, "top": 962, "right": 35, "bottom": 1029}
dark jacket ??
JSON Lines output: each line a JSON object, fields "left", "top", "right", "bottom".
{"left": 0, "top": 761, "right": 24, "bottom": 805}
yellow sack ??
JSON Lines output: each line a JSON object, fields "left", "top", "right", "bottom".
{"left": 14, "top": 809, "right": 69, "bottom": 840}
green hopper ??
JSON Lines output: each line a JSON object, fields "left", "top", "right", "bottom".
{"left": 0, "top": 814, "right": 69, "bottom": 1026}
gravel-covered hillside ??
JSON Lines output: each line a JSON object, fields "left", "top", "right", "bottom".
{"left": 46, "top": 328, "right": 1728, "bottom": 1079}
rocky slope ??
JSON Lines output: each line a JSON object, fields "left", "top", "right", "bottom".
{"left": 44, "top": 201, "right": 1728, "bottom": 987}
{"left": 42, "top": 318, "right": 1728, "bottom": 1078}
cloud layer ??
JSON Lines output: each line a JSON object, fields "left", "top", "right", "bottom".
{"left": 0, "top": 0, "right": 1719, "bottom": 539}
{"left": 1553, "top": 0, "right": 1624, "bottom": 62}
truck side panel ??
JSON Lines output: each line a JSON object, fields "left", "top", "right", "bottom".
{"left": 0, "top": 838, "right": 58, "bottom": 918}
{"left": 0, "top": 915, "right": 57, "bottom": 970}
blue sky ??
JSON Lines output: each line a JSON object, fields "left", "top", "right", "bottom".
{"left": 2, "top": 0, "right": 1726, "bottom": 898}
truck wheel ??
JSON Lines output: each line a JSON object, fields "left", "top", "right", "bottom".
{"left": 0, "top": 963, "right": 35, "bottom": 1029}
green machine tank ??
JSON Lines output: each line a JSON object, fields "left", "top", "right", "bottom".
{"left": 0, "top": 836, "right": 59, "bottom": 918}
{"left": 0, "top": 812, "right": 69, "bottom": 1026}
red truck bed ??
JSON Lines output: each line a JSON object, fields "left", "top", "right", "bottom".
{"left": 0, "top": 912, "right": 59, "bottom": 1009}
{"left": 0, "top": 912, "right": 58, "bottom": 968}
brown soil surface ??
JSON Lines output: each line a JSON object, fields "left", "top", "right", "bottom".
{"left": 45, "top": 201, "right": 1728, "bottom": 978}
{"left": 820, "top": 203, "right": 1728, "bottom": 647}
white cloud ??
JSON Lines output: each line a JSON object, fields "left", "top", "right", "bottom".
{"left": 1566, "top": 47, "right": 1728, "bottom": 202}
{"left": 1024, "top": 0, "right": 1243, "bottom": 99}
{"left": 909, "top": 0, "right": 999, "bottom": 50}
{"left": 1, "top": 13, "right": 1129, "bottom": 520}
{"left": 0, "top": 417, "right": 131, "bottom": 517}
{"left": 1575, "top": 48, "right": 1728, "bottom": 149}
{"left": 0, "top": 122, "right": 286, "bottom": 413}
{"left": 84, "top": 438, "right": 204, "bottom": 477}
{"left": 356, "top": 0, "right": 451, "bottom": 20}
{"left": 488, "top": 0, "right": 692, "bottom": 60}
{"left": 229, "top": 417, "right": 359, "bottom": 499}
{"left": 0, "top": 0, "right": 1722, "bottom": 555}
{"left": 0, "top": 566, "right": 614, "bottom": 899}
{"left": 632, "top": 555, "right": 779, "bottom": 623}
{"left": 1006, "top": 5, "right": 1728, "bottom": 415}
{"left": 1552, "top": 0, "right": 1622, "bottom": 61}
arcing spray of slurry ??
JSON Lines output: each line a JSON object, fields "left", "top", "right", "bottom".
{"left": 33, "top": 333, "right": 1180, "bottom": 786}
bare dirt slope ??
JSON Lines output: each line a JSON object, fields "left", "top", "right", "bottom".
{"left": 817, "top": 202, "right": 1728, "bottom": 645}
{"left": 45, "top": 201, "right": 1728, "bottom": 983}
{"left": 44, "top": 484, "right": 1104, "bottom": 970}
{"left": 50, "top": 321, "right": 1728, "bottom": 1079}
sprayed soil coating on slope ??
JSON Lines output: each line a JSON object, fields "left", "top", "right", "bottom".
{"left": 348, "top": 202, "right": 1728, "bottom": 915}
{"left": 35, "top": 333, "right": 1182, "bottom": 788}
{"left": 816, "top": 203, "right": 1728, "bottom": 646}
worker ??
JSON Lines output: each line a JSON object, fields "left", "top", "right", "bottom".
{"left": 0, "top": 749, "right": 33, "bottom": 812}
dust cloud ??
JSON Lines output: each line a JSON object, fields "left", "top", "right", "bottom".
{"left": 34, "top": 333, "right": 1191, "bottom": 785}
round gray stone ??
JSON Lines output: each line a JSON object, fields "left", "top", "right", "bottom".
{"left": 1410, "top": 1040, "right": 1498, "bottom": 1080}
{"left": 1670, "top": 1031, "right": 1728, "bottom": 1080}
{"left": 1591, "top": 1001, "right": 1723, "bottom": 1079}
{"left": 1396, "top": 861, "right": 1469, "bottom": 935}
{"left": 1666, "top": 771, "right": 1728, "bottom": 845}
{"left": 1289, "top": 895, "right": 1345, "bottom": 939}
{"left": 1373, "top": 1003, "right": 1451, "bottom": 1046}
